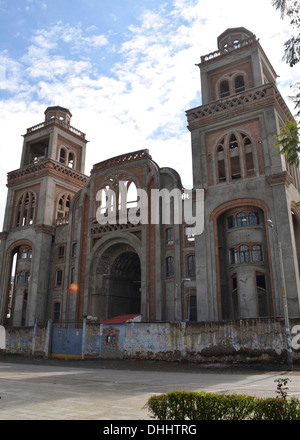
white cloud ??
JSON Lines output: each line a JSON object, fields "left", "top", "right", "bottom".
{"left": 0, "top": 0, "right": 297, "bottom": 228}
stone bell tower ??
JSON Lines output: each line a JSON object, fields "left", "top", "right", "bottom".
{"left": 186, "top": 28, "right": 300, "bottom": 321}
{"left": 0, "top": 106, "right": 88, "bottom": 326}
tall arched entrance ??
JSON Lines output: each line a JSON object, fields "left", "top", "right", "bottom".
{"left": 88, "top": 242, "right": 142, "bottom": 321}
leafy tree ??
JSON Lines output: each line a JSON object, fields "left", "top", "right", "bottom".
{"left": 272, "top": 0, "right": 300, "bottom": 67}
{"left": 273, "top": 0, "right": 300, "bottom": 171}
{"left": 275, "top": 120, "right": 300, "bottom": 166}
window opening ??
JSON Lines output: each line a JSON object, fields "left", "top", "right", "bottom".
{"left": 230, "top": 155, "right": 241, "bottom": 179}
{"left": 186, "top": 227, "right": 195, "bottom": 242}
{"left": 58, "top": 246, "right": 65, "bottom": 260}
{"left": 239, "top": 245, "right": 251, "bottom": 263}
{"left": 59, "top": 148, "right": 66, "bottom": 164}
{"left": 165, "top": 228, "right": 174, "bottom": 245}
{"left": 56, "top": 270, "right": 63, "bottom": 287}
{"left": 229, "top": 135, "right": 238, "bottom": 149}
{"left": 230, "top": 247, "right": 238, "bottom": 264}
{"left": 249, "top": 212, "right": 259, "bottom": 225}
{"left": 189, "top": 296, "right": 197, "bottom": 321}
{"left": 218, "top": 158, "right": 226, "bottom": 182}
{"left": 187, "top": 255, "right": 195, "bottom": 277}
{"left": 234, "top": 75, "right": 245, "bottom": 93}
{"left": 21, "top": 290, "right": 28, "bottom": 326}
{"left": 236, "top": 212, "right": 247, "bottom": 227}
{"left": 68, "top": 152, "right": 74, "bottom": 168}
{"left": 228, "top": 215, "right": 235, "bottom": 229}
{"left": 231, "top": 275, "right": 239, "bottom": 319}
{"left": 220, "top": 80, "right": 230, "bottom": 98}
{"left": 53, "top": 302, "right": 61, "bottom": 322}
{"left": 252, "top": 245, "right": 263, "bottom": 262}
{"left": 256, "top": 273, "right": 268, "bottom": 316}
{"left": 166, "top": 256, "right": 174, "bottom": 278}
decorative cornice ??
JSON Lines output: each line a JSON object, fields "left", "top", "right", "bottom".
{"left": 91, "top": 149, "right": 152, "bottom": 174}
{"left": 7, "top": 159, "right": 88, "bottom": 187}
{"left": 186, "top": 84, "right": 294, "bottom": 131}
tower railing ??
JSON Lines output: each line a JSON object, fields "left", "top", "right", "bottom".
{"left": 26, "top": 117, "right": 86, "bottom": 139}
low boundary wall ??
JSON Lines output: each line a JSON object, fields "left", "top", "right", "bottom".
{"left": 2, "top": 317, "right": 300, "bottom": 365}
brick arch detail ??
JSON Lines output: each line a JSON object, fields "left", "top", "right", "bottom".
{"left": 210, "top": 198, "right": 270, "bottom": 222}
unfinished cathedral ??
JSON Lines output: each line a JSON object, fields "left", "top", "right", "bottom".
{"left": 1, "top": 27, "right": 300, "bottom": 327}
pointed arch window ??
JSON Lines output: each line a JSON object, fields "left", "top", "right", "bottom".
{"left": 187, "top": 254, "right": 195, "bottom": 277}
{"left": 16, "top": 191, "right": 36, "bottom": 227}
{"left": 56, "top": 194, "right": 71, "bottom": 219}
{"left": 166, "top": 256, "right": 175, "bottom": 278}
{"left": 126, "top": 181, "right": 138, "bottom": 208}
{"left": 214, "top": 132, "right": 256, "bottom": 184}
{"left": 68, "top": 152, "right": 74, "bottom": 168}
{"left": 234, "top": 75, "right": 245, "bottom": 93}
{"left": 220, "top": 80, "right": 230, "bottom": 98}
{"left": 243, "top": 136, "right": 255, "bottom": 177}
{"left": 59, "top": 148, "right": 66, "bottom": 164}
{"left": 217, "top": 138, "right": 226, "bottom": 183}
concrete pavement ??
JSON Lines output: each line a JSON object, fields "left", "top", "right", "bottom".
{"left": 0, "top": 356, "right": 300, "bottom": 420}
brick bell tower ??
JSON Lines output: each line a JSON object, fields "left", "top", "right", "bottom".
{"left": 0, "top": 106, "right": 88, "bottom": 326}
{"left": 186, "top": 28, "right": 300, "bottom": 321}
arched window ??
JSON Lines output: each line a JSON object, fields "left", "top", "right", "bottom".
{"left": 228, "top": 215, "right": 235, "bottom": 228}
{"left": 233, "top": 39, "right": 240, "bottom": 49}
{"left": 166, "top": 256, "right": 174, "bottom": 278}
{"left": 19, "top": 247, "right": 32, "bottom": 259}
{"left": 59, "top": 148, "right": 66, "bottom": 164}
{"left": 97, "top": 186, "right": 116, "bottom": 216}
{"left": 236, "top": 212, "right": 247, "bottom": 227}
{"left": 234, "top": 75, "right": 245, "bottom": 93}
{"left": 243, "top": 136, "right": 255, "bottom": 177}
{"left": 126, "top": 181, "right": 138, "bottom": 208}
{"left": 165, "top": 228, "right": 174, "bottom": 245}
{"left": 56, "top": 194, "right": 71, "bottom": 219}
{"left": 252, "top": 245, "right": 263, "bottom": 262}
{"left": 256, "top": 273, "right": 268, "bottom": 316}
{"left": 249, "top": 212, "right": 259, "bottom": 225}
{"left": 220, "top": 80, "right": 230, "bottom": 98}
{"left": 187, "top": 254, "right": 195, "bottom": 277}
{"left": 229, "top": 135, "right": 241, "bottom": 180}
{"left": 217, "top": 72, "right": 248, "bottom": 99}
{"left": 231, "top": 274, "right": 239, "bottom": 319}
{"left": 239, "top": 245, "right": 250, "bottom": 263}
{"left": 68, "top": 152, "right": 74, "bottom": 168}
{"left": 229, "top": 247, "right": 238, "bottom": 264}
{"left": 229, "top": 134, "right": 238, "bottom": 150}
{"left": 214, "top": 132, "right": 256, "bottom": 184}
{"left": 16, "top": 191, "right": 36, "bottom": 227}
{"left": 217, "top": 138, "right": 226, "bottom": 183}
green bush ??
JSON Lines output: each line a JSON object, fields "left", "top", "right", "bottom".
{"left": 144, "top": 391, "right": 300, "bottom": 420}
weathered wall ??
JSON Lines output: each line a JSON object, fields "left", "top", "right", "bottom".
{"left": 5, "top": 325, "right": 48, "bottom": 355}
{"left": 2, "top": 318, "right": 300, "bottom": 365}
{"left": 124, "top": 319, "right": 298, "bottom": 363}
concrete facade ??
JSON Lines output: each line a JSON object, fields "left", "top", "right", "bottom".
{"left": 0, "top": 27, "right": 300, "bottom": 334}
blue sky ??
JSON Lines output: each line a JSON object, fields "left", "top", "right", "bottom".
{"left": 0, "top": 0, "right": 297, "bottom": 225}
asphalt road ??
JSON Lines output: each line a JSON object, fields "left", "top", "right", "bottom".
{"left": 0, "top": 355, "right": 300, "bottom": 421}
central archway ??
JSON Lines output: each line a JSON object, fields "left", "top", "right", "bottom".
{"left": 88, "top": 242, "right": 142, "bottom": 321}
{"left": 108, "top": 251, "right": 141, "bottom": 318}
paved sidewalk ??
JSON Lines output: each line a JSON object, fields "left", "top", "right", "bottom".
{"left": 0, "top": 356, "right": 300, "bottom": 420}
